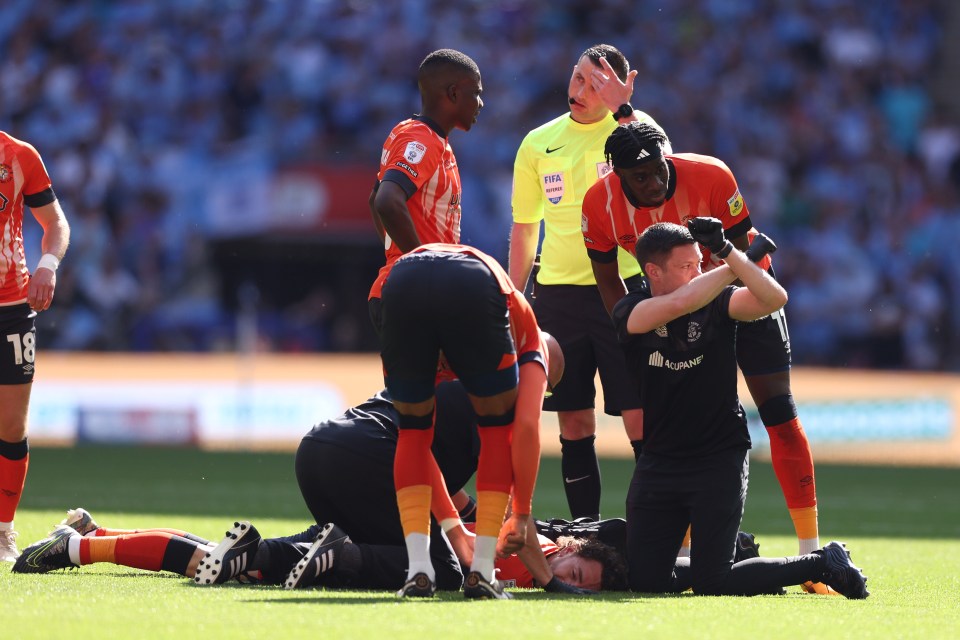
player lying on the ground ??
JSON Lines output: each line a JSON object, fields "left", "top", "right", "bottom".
{"left": 13, "top": 508, "right": 628, "bottom": 592}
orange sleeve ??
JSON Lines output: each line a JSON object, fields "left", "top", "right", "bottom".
{"left": 581, "top": 180, "right": 618, "bottom": 254}
{"left": 511, "top": 360, "right": 545, "bottom": 515}
{"left": 381, "top": 127, "right": 442, "bottom": 192}
{"left": 19, "top": 141, "right": 52, "bottom": 195}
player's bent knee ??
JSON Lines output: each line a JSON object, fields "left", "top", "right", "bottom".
{"left": 757, "top": 394, "right": 798, "bottom": 427}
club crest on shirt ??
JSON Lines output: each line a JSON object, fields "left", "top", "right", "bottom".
{"left": 543, "top": 172, "right": 565, "bottom": 204}
{"left": 0, "top": 164, "right": 11, "bottom": 183}
{"left": 687, "top": 321, "right": 702, "bottom": 342}
{"left": 655, "top": 325, "right": 668, "bottom": 338}
{"left": 404, "top": 141, "right": 428, "bottom": 164}
{"left": 727, "top": 189, "right": 745, "bottom": 217}
{"left": 596, "top": 161, "right": 613, "bottom": 179}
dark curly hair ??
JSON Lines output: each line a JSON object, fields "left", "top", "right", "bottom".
{"left": 556, "top": 535, "right": 629, "bottom": 591}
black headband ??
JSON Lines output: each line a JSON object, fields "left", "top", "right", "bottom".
{"left": 613, "top": 141, "right": 664, "bottom": 169}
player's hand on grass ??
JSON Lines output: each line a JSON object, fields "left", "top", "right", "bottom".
{"left": 446, "top": 522, "right": 475, "bottom": 566}
{"left": 544, "top": 576, "right": 598, "bottom": 595}
{"left": 496, "top": 513, "right": 529, "bottom": 558}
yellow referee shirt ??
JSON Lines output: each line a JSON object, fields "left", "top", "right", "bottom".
{"left": 511, "top": 111, "right": 664, "bottom": 285}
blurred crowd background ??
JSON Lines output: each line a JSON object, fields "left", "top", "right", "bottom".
{"left": 3, "top": 0, "right": 959, "bottom": 370}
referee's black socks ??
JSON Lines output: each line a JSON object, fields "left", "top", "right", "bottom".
{"left": 559, "top": 435, "right": 601, "bottom": 521}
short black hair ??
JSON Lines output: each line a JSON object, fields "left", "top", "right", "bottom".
{"left": 605, "top": 121, "right": 670, "bottom": 169}
{"left": 635, "top": 222, "right": 696, "bottom": 271}
{"left": 418, "top": 49, "right": 480, "bottom": 82}
{"left": 580, "top": 44, "right": 629, "bottom": 83}
{"left": 556, "top": 536, "right": 629, "bottom": 591}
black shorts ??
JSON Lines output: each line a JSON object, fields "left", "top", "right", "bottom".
{"left": 532, "top": 278, "right": 642, "bottom": 415}
{"left": 379, "top": 252, "right": 518, "bottom": 403}
{"left": 735, "top": 307, "right": 791, "bottom": 376}
{"left": 0, "top": 303, "right": 37, "bottom": 385}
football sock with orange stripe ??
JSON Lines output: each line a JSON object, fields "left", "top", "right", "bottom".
{"left": 0, "top": 438, "right": 29, "bottom": 523}
{"left": 560, "top": 435, "right": 601, "bottom": 520}
{"left": 394, "top": 413, "right": 437, "bottom": 580}
{"left": 73, "top": 532, "right": 200, "bottom": 576}
{"left": 760, "top": 397, "right": 819, "bottom": 554}
{"left": 472, "top": 419, "right": 513, "bottom": 581}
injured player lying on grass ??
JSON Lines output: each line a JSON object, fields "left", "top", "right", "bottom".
{"left": 12, "top": 508, "right": 630, "bottom": 593}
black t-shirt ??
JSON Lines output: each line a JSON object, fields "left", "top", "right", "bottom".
{"left": 611, "top": 286, "right": 751, "bottom": 458}
{"left": 302, "top": 381, "right": 481, "bottom": 493}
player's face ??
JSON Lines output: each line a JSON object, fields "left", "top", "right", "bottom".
{"left": 454, "top": 73, "right": 484, "bottom": 131}
{"left": 567, "top": 56, "right": 608, "bottom": 124}
{"left": 549, "top": 548, "right": 604, "bottom": 591}
{"left": 616, "top": 158, "right": 669, "bottom": 207}
{"left": 659, "top": 244, "right": 703, "bottom": 294}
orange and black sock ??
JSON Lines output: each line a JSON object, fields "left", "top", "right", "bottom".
{"left": 80, "top": 532, "right": 200, "bottom": 576}
{"left": 0, "top": 438, "right": 28, "bottom": 524}
{"left": 760, "top": 395, "right": 819, "bottom": 553}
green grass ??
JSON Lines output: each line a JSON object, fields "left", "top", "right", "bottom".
{"left": 5, "top": 447, "right": 960, "bottom": 639}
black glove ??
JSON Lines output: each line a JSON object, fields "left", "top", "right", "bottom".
{"left": 686, "top": 217, "right": 732, "bottom": 259}
{"left": 543, "top": 576, "right": 598, "bottom": 595}
{"left": 744, "top": 233, "right": 777, "bottom": 263}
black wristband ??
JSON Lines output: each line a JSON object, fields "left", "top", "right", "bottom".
{"left": 715, "top": 241, "right": 733, "bottom": 259}
{"left": 612, "top": 103, "right": 633, "bottom": 121}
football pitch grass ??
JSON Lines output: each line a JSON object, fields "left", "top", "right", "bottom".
{"left": 5, "top": 447, "right": 960, "bottom": 640}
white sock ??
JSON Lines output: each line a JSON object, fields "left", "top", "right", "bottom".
{"left": 798, "top": 537, "right": 820, "bottom": 556}
{"left": 0, "top": 521, "right": 13, "bottom": 532}
{"left": 470, "top": 536, "right": 497, "bottom": 582}
{"left": 404, "top": 532, "right": 434, "bottom": 581}
{"left": 68, "top": 535, "right": 82, "bottom": 565}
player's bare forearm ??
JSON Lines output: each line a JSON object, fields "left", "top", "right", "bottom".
{"left": 368, "top": 186, "right": 386, "bottom": 243}
{"left": 33, "top": 200, "right": 70, "bottom": 259}
{"left": 511, "top": 362, "right": 544, "bottom": 516}
{"left": 374, "top": 181, "right": 421, "bottom": 253}
{"left": 497, "top": 513, "right": 529, "bottom": 558}
{"left": 591, "top": 259, "right": 627, "bottom": 317}
{"left": 508, "top": 221, "right": 539, "bottom": 291}
{"left": 626, "top": 266, "right": 737, "bottom": 334}
{"left": 516, "top": 524, "right": 553, "bottom": 585}
{"left": 726, "top": 249, "right": 788, "bottom": 321}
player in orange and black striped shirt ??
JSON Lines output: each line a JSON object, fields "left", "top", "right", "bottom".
{"left": 367, "top": 49, "right": 483, "bottom": 305}
{"left": 0, "top": 131, "right": 70, "bottom": 562}
{"left": 582, "top": 123, "right": 828, "bottom": 592}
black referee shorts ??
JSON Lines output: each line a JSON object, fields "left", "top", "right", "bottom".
{"left": 532, "top": 278, "right": 642, "bottom": 415}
